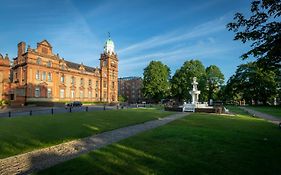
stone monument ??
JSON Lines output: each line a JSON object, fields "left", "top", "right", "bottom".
{"left": 189, "top": 77, "right": 200, "bottom": 104}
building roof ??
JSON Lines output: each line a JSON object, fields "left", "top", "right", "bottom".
{"left": 65, "top": 60, "right": 98, "bottom": 73}
{"left": 118, "top": 77, "right": 142, "bottom": 81}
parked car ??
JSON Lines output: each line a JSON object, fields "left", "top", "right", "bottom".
{"left": 65, "top": 101, "right": 82, "bottom": 108}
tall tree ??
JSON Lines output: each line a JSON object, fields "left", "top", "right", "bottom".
{"left": 225, "top": 62, "right": 277, "bottom": 105}
{"left": 205, "top": 65, "right": 225, "bottom": 101}
{"left": 171, "top": 59, "right": 206, "bottom": 102}
{"left": 142, "top": 61, "right": 170, "bottom": 102}
{"left": 227, "top": 0, "right": 281, "bottom": 69}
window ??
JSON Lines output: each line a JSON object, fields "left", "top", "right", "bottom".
{"left": 103, "top": 81, "right": 107, "bottom": 88}
{"left": 60, "top": 89, "right": 64, "bottom": 98}
{"left": 96, "top": 92, "right": 98, "bottom": 98}
{"left": 112, "top": 81, "right": 115, "bottom": 88}
{"left": 48, "top": 72, "right": 52, "bottom": 82}
{"left": 36, "top": 70, "right": 40, "bottom": 80}
{"left": 47, "top": 88, "right": 52, "bottom": 98}
{"left": 61, "top": 64, "right": 65, "bottom": 70}
{"left": 88, "top": 91, "right": 92, "bottom": 98}
{"left": 42, "top": 72, "right": 46, "bottom": 81}
{"left": 42, "top": 47, "right": 48, "bottom": 54}
{"left": 88, "top": 79, "right": 92, "bottom": 86}
{"left": 60, "top": 74, "right": 64, "bottom": 83}
{"left": 103, "top": 92, "right": 107, "bottom": 99}
{"left": 80, "top": 78, "right": 84, "bottom": 86}
{"left": 36, "top": 57, "right": 42, "bottom": 65}
{"left": 47, "top": 61, "right": 52, "bottom": 67}
{"left": 80, "top": 90, "right": 83, "bottom": 98}
{"left": 71, "top": 76, "right": 75, "bottom": 85}
{"left": 35, "top": 87, "right": 40, "bottom": 97}
{"left": 71, "top": 90, "right": 75, "bottom": 98}
{"left": 96, "top": 81, "right": 99, "bottom": 88}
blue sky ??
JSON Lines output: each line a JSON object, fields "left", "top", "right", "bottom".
{"left": 0, "top": 0, "right": 253, "bottom": 81}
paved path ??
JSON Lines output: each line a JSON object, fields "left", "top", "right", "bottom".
{"left": 0, "top": 112, "right": 188, "bottom": 175}
{"left": 240, "top": 107, "right": 281, "bottom": 124}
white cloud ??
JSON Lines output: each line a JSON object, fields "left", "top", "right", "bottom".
{"left": 118, "top": 15, "right": 228, "bottom": 56}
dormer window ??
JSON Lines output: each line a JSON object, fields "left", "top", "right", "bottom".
{"left": 47, "top": 61, "right": 52, "bottom": 67}
{"left": 36, "top": 57, "right": 42, "bottom": 65}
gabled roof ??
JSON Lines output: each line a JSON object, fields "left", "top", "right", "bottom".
{"left": 38, "top": 40, "right": 52, "bottom": 48}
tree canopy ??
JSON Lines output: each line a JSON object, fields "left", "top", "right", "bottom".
{"left": 142, "top": 61, "right": 171, "bottom": 102}
{"left": 205, "top": 65, "right": 225, "bottom": 101}
{"left": 225, "top": 62, "right": 278, "bottom": 105}
{"left": 171, "top": 59, "right": 206, "bottom": 102}
{"left": 227, "top": 0, "right": 281, "bottom": 69}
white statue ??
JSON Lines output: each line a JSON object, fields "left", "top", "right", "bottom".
{"left": 189, "top": 77, "right": 200, "bottom": 104}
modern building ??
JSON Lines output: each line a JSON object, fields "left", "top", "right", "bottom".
{"left": 0, "top": 37, "right": 118, "bottom": 106}
{"left": 118, "top": 77, "right": 143, "bottom": 103}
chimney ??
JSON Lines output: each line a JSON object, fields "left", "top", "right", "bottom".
{"left": 18, "top": 41, "right": 26, "bottom": 58}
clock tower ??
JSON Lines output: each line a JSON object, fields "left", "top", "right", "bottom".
{"left": 100, "top": 36, "right": 118, "bottom": 102}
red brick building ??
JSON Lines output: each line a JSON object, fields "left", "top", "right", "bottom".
{"left": 118, "top": 77, "right": 143, "bottom": 103}
{"left": 0, "top": 38, "right": 118, "bottom": 106}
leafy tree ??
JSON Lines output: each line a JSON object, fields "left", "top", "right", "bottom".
{"left": 142, "top": 61, "right": 171, "bottom": 102}
{"left": 205, "top": 65, "right": 225, "bottom": 101}
{"left": 227, "top": 0, "right": 281, "bottom": 69}
{"left": 171, "top": 59, "right": 206, "bottom": 102}
{"left": 118, "top": 95, "right": 127, "bottom": 102}
{"left": 225, "top": 62, "right": 277, "bottom": 105}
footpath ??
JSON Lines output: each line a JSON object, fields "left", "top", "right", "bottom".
{"left": 240, "top": 107, "right": 281, "bottom": 125}
{"left": 0, "top": 112, "right": 188, "bottom": 175}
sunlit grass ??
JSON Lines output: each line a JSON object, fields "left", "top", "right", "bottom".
{"left": 37, "top": 110, "right": 281, "bottom": 175}
{"left": 248, "top": 106, "right": 281, "bottom": 118}
{"left": 0, "top": 108, "right": 173, "bottom": 159}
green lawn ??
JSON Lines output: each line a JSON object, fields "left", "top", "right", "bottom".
{"left": 247, "top": 106, "right": 281, "bottom": 118}
{"left": 37, "top": 107, "right": 281, "bottom": 175}
{"left": 0, "top": 108, "right": 173, "bottom": 159}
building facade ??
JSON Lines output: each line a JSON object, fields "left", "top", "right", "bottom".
{"left": 1, "top": 38, "right": 118, "bottom": 106}
{"left": 118, "top": 77, "right": 143, "bottom": 103}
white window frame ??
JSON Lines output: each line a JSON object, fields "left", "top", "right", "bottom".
{"left": 47, "top": 88, "right": 52, "bottom": 98}
{"left": 60, "top": 89, "right": 65, "bottom": 99}
{"left": 35, "top": 87, "right": 40, "bottom": 97}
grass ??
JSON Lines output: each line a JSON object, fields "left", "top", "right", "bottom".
{"left": 37, "top": 107, "right": 281, "bottom": 175}
{"left": 247, "top": 106, "right": 281, "bottom": 118}
{"left": 0, "top": 108, "right": 173, "bottom": 159}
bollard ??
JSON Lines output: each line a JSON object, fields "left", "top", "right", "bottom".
{"left": 117, "top": 105, "right": 119, "bottom": 110}
{"left": 86, "top": 106, "right": 88, "bottom": 112}
{"left": 8, "top": 111, "right": 11, "bottom": 118}
{"left": 104, "top": 105, "right": 106, "bottom": 111}
{"left": 51, "top": 108, "right": 54, "bottom": 115}
{"left": 30, "top": 110, "right": 32, "bottom": 116}
{"left": 69, "top": 107, "right": 72, "bottom": 113}
{"left": 279, "top": 123, "right": 281, "bottom": 129}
